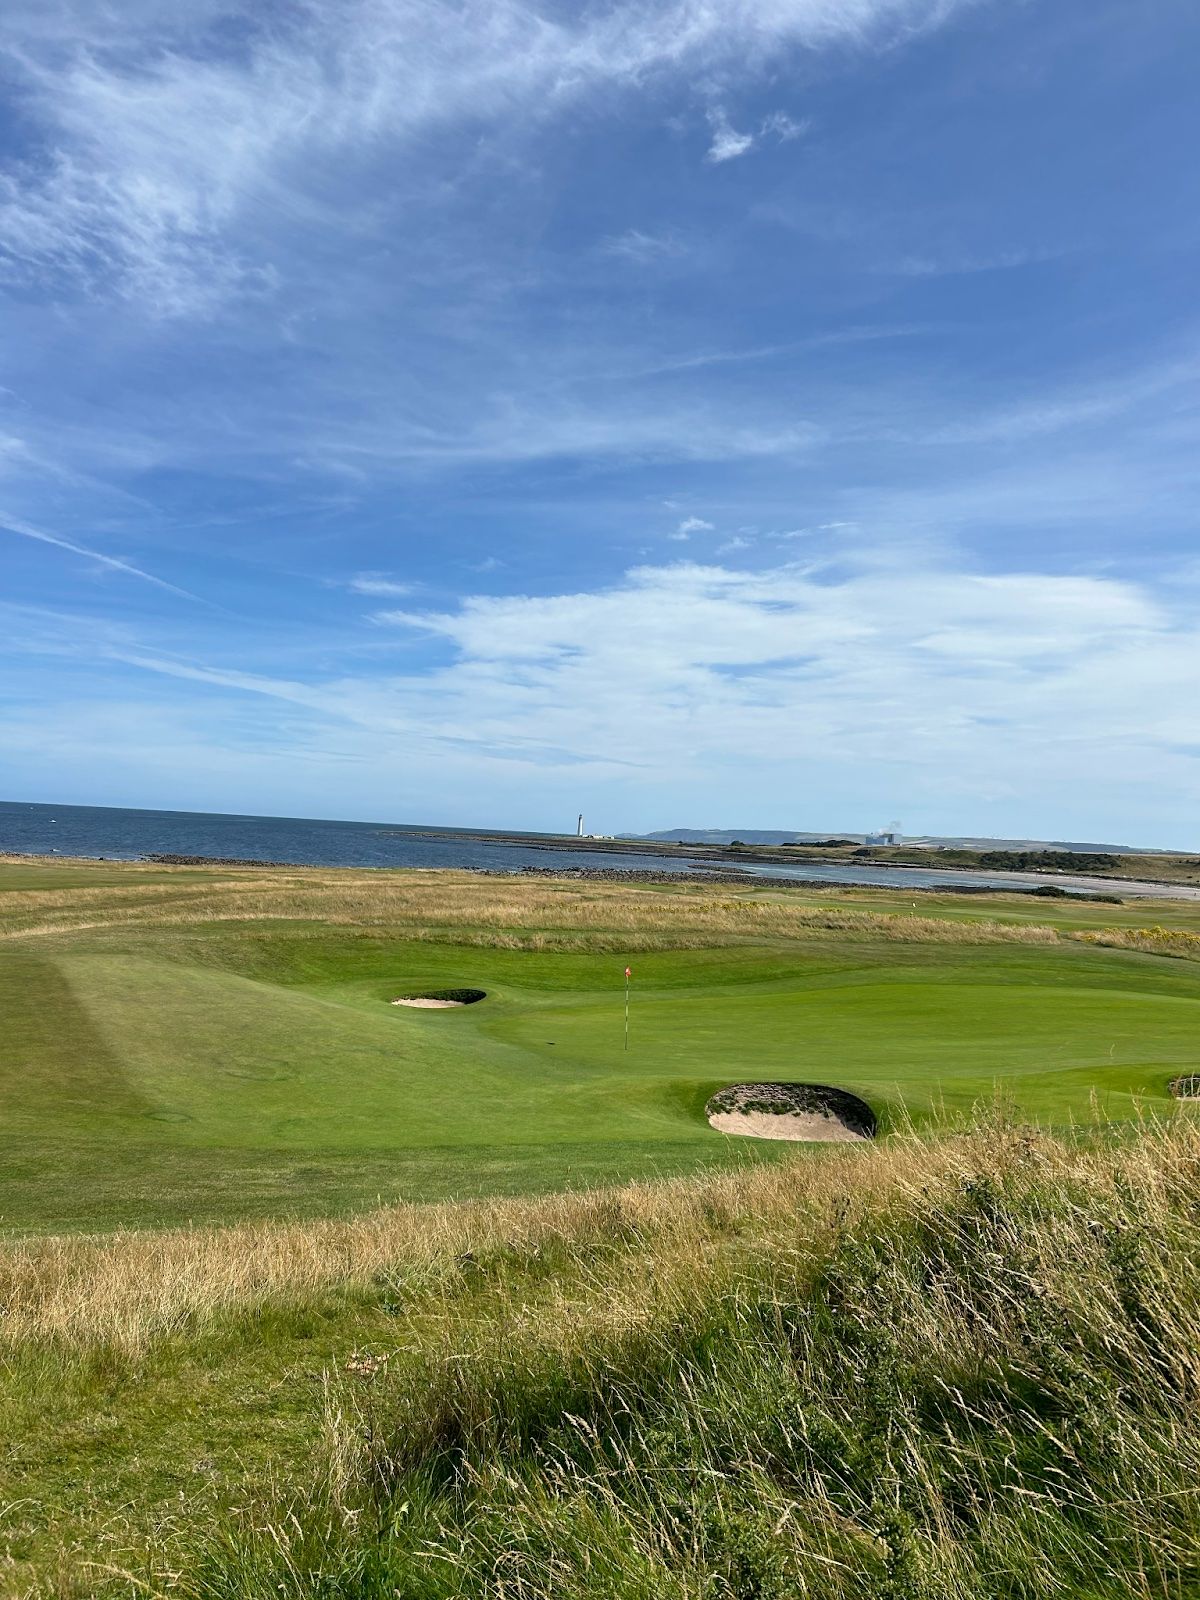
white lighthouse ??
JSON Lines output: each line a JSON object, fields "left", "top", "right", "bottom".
{"left": 577, "top": 813, "right": 585, "bottom": 837}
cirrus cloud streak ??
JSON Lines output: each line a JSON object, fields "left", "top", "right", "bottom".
{"left": 79, "top": 555, "right": 1197, "bottom": 833}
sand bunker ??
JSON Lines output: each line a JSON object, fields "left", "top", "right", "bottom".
{"left": 392, "top": 997, "right": 465, "bottom": 1009}
{"left": 390, "top": 987, "right": 487, "bottom": 1009}
{"left": 706, "top": 1082, "right": 876, "bottom": 1143}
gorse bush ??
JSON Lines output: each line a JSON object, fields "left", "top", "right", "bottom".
{"left": 178, "top": 1119, "right": 1200, "bottom": 1599}
{"left": 975, "top": 850, "right": 1119, "bottom": 872}
{"left": 1077, "top": 924, "right": 1200, "bottom": 961}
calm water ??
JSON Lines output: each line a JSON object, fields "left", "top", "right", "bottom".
{"left": 0, "top": 799, "right": 1163, "bottom": 896}
{"left": 0, "top": 801, "right": 707, "bottom": 875}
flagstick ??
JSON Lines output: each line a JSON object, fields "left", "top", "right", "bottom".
{"left": 624, "top": 966, "right": 630, "bottom": 1052}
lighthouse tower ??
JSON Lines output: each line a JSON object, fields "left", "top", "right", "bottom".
{"left": 577, "top": 813, "right": 585, "bottom": 837}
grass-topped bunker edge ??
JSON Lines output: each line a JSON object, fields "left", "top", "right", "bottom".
{"left": 706, "top": 1081, "right": 877, "bottom": 1142}
{"left": 390, "top": 986, "right": 488, "bottom": 1008}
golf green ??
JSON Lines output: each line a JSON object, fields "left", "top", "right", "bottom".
{"left": 5, "top": 893, "right": 1200, "bottom": 1231}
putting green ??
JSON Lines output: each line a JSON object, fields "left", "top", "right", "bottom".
{"left": 4, "top": 868, "right": 1200, "bottom": 1230}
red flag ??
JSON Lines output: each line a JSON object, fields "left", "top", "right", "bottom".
{"left": 625, "top": 966, "right": 632, "bottom": 979}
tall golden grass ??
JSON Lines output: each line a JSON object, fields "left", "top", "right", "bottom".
{"left": 0, "top": 864, "right": 1060, "bottom": 949}
{"left": 157, "top": 1113, "right": 1200, "bottom": 1599}
{"left": 1, "top": 1112, "right": 1186, "bottom": 1356}
{"left": 0, "top": 1140, "right": 899, "bottom": 1350}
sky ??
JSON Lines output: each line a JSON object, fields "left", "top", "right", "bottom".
{"left": 1, "top": 0, "right": 1198, "bottom": 845}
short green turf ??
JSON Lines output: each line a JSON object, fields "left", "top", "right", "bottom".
{"left": 5, "top": 865, "right": 1200, "bottom": 1231}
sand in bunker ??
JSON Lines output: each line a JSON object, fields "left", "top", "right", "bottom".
{"left": 706, "top": 1082, "right": 876, "bottom": 1143}
{"left": 708, "top": 1109, "right": 868, "bottom": 1143}
{"left": 391, "top": 997, "right": 467, "bottom": 1008}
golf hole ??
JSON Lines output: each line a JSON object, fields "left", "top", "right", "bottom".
{"left": 390, "top": 988, "right": 487, "bottom": 1009}
{"left": 706, "top": 1082, "right": 876, "bottom": 1143}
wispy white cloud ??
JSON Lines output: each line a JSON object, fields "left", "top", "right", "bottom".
{"left": 671, "top": 516, "right": 714, "bottom": 540}
{"left": 706, "top": 107, "right": 756, "bottom": 163}
{"left": 599, "top": 228, "right": 684, "bottom": 264}
{"left": 618, "top": 325, "right": 936, "bottom": 384}
{"left": 296, "top": 401, "right": 827, "bottom": 471}
{"left": 0, "top": 515, "right": 202, "bottom": 601}
{"left": 761, "top": 110, "right": 810, "bottom": 143}
{"left": 705, "top": 105, "right": 808, "bottom": 164}
{"left": 0, "top": 0, "right": 974, "bottom": 315}
{"left": 889, "top": 246, "right": 1059, "bottom": 278}
{"left": 346, "top": 574, "right": 414, "bottom": 597}
{"left": 116, "top": 554, "right": 1176, "bottom": 779}
{"left": 9, "top": 548, "right": 1199, "bottom": 837}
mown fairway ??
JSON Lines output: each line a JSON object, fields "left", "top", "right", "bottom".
{"left": 4, "top": 857, "right": 1200, "bottom": 1230}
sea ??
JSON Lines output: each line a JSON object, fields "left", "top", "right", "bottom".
{"left": 0, "top": 799, "right": 1159, "bottom": 896}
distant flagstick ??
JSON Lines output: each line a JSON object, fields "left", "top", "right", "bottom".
{"left": 624, "top": 965, "right": 632, "bottom": 1052}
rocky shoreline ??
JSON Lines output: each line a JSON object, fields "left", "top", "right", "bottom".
{"left": 138, "top": 854, "right": 779, "bottom": 885}
{"left": 5, "top": 851, "right": 1123, "bottom": 899}
{"left": 499, "top": 865, "right": 1113, "bottom": 897}
{"left": 145, "top": 852, "right": 282, "bottom": 868}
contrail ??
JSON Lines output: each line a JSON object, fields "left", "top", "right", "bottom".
{"left": 1, "top": 516, "right": 204, "bottom": 603}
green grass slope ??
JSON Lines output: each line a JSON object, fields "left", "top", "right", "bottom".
{"left": 6, "top": 863, "right": 1200, "bottom": 1594}
{"left": 4, "top": 859, "right": 1200, "bottom": 1229}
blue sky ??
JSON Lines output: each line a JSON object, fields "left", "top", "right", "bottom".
{"left": 2, "top": 0, "right": 1198, "bottom": 844}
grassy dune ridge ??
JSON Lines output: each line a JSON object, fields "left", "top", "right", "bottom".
{"left": 5, "top": 1118, "right": 1200, "bottom": 1594}
{"left": 204, "top": 1116, "right": 1200, "bottom": 1600}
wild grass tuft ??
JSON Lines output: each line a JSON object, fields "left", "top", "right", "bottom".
{"left": 30, "top": 1116, "right": 1194, "bottom": 1599}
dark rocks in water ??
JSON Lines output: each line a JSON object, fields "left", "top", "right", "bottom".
{"left": 509, "top": 865, "right": 761, "bottom": 885}
{"left": 144, "top": 853, "right": 292, "bottom": 867}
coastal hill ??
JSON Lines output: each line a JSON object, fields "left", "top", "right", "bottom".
{"left": 632, "top": 828, "right": 1161, "bottom": 852}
